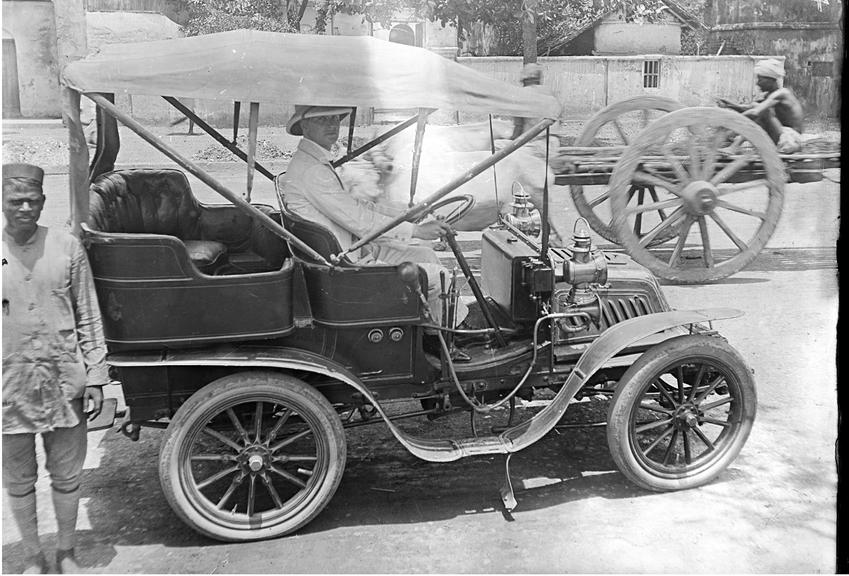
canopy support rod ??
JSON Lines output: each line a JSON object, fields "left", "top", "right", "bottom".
{"left": 245, "top": 102, "right": 259, "bottom": 201}
{"left": 408, "top": 108, "right": 432, "bottom": 207}
{"left": 488, "top": 114, "right": 499, "bottom": 209}
{"left": 164, "top": 97, "right": 275, "bottom": 181}
{"left": 86, "top": 93, "right": 331, "bottom": 265}
{"left": 232, "top": 102, "right": 241, "bottom": 143}
{"left": 346, "top": 107, "right": 357, "bottom": 157}
{"left": 540, "top": 126, "right": 551, "bottom": 265}
{"left": 63, "top": 88, "right": 90, "bottom": 234}
{"left": 339, "top": 117, "right": 556, "bottom": 261}
{"left": 331, "top": 110, "right": 435, "bottom": 168}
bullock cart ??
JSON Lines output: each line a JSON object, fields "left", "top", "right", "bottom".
{"left": 555, "top": 96, "right": 841, "bottom": 283}
{"left": 62, "top": 30, "right": 757, "bottom": 542}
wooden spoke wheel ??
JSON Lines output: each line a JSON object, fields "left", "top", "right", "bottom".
{"left": 159, "top": 372, "right": 346, "bottom": 542}
{"left": 607, "top": 335, "right": 756, "bottom": 491}
{"left": 570, "top": 96, "right": 684, "bottom": 245}
{"left": 609, "top": 107, "right": 785, "bottom": 284}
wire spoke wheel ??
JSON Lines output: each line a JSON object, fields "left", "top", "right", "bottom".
{"left": 609, "top": 107, "right": 785, "bottom": 283}
{"left": 159, "top": 372, "right": 346, "bottom": 541}
{"left": 607, "top": 335, "right": 756, "bottom": 491}
{"left": 570, "top": 96, "right": 684, "bottom": 245}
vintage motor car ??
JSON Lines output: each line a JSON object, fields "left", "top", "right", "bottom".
{"left": 60, "top": 30, "right": 756, "bottom": 542}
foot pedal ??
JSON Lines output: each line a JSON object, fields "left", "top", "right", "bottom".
{"left": 499, "top": 453, "right": 517, "bottom": 512}
{"left": 87, "top": 398, "right": 118, "bottom": 431}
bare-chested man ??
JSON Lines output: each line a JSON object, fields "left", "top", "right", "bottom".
{"left": 717, "top": 58, "right": 804, "bottom": 153}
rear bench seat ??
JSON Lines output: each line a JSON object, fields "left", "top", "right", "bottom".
{"left": 88, "top": 169, "right": 286, "bottom": 274}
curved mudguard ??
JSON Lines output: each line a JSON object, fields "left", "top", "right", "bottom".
{"left": 109, "top": 308, "right": 742, "bottom": 462}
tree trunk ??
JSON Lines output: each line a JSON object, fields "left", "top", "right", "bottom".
{"left": 522, "top": 0, "right": 538, "bottom": 64}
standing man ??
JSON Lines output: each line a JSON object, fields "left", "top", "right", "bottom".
{"left": 280, "top": 105, "right": 467, "bottom": 329}
{"left": 717, "top": 58, "right": 804, "bottom": 153}
{"left": 3, "top": 163, "right": 109, "bottom": 573}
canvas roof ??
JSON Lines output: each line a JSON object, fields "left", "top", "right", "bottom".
{"left": 62, "top": 29, "right": 562, "bottom": 119}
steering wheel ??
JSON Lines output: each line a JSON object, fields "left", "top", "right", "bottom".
{"left": 415, "top": 194, "right": 476, "bottom": 225}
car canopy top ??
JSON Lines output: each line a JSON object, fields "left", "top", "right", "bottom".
{"left": 62, "top": 29, "right": 562, "bottom": 119}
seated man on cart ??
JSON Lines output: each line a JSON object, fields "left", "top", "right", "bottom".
{"left": 717, "top": 58, "right": 804, "bottom": 153}
{"left": 279, "top": 105, "right": 468, "bottom": 332}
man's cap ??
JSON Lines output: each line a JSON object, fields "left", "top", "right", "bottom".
{"left": 287, "top": 105, "right": 352, "bottom": 136}
{"left": 754, "top": 59, "right": 785, "bottom": 79}
{"left": 3, "top": 163, "right": 44, "bottom": 184}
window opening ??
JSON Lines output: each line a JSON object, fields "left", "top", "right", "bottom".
{"left": 643, "top": 60, "right": 660, "bottom": 88}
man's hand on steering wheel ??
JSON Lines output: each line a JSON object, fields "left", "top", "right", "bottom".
{"left": 412, "top": 219, "right": 452, "bottom": 240}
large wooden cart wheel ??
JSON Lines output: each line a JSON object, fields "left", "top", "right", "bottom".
{"left": 609, "top": 107, "right": 785, "bottom": 284}
{"left": 159, "top": 371, "right": 346, "bottom": 541}
{"left": 570, "top": 96, "right": 684, "bottom": 245}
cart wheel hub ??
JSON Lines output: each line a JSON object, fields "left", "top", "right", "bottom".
{"left": 673, "top": 405, "right": 700, "bottom": 429}
{"left": 680, "top": 181, "right": 718, "bottom": 216}
{"left": 247, "top": 454, "right": 265, "bottom": 472}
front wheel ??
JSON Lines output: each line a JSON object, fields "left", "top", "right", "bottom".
{"left": 159, "top": 371, "right": 346, "bottom": 541}
{"left": 607, "top": 334, "right": 755, "bottom": 491}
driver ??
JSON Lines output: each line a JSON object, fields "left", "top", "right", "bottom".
{"left": 279, "top": 105, "right": 468, "bottom": 330}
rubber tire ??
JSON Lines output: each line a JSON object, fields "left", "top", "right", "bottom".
{"left": 159, "top": 371, "right": 346, "bottom": 542}
{"left": 607, "top": 334, "right": 756, "bottom": 491}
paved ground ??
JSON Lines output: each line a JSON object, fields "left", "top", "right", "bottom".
{"left": 1, "top": 120, "right": 841, "bottom": 573}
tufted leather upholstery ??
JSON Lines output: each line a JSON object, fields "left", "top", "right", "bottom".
{"left": 89, "top": 169, "right": 232, "bottom": 274}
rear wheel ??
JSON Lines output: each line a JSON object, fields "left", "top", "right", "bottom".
{"left": 159, "top": 371, "right": 346, "bottom": 541}
{"left": 607, "top": 335, "right": 755, "bottom": 491}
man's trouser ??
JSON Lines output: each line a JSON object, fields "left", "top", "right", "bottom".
{"left": 3, "top": 398, "right": 87, "bottom": 552}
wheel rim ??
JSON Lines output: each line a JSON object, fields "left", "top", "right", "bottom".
{"left": 570, "top": 96, "right": 683, "bottom": 245}
{"left": 628, "top": 356, "right": 745, "bottom": 478}
{"left": 178, "top": 394, "right": 332, "bottom": 531}
{"left": 610, "top": 107, "right": 785, "bottom": 283}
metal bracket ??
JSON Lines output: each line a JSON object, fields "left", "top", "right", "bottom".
{"left": 500, "top": 453, "right": 517, "bottom": 512}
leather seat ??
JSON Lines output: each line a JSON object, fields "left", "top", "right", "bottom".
{"left": 88, "top": 169, "right": 228, "bottom": 274}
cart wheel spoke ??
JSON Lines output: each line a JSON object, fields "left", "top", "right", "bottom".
{"left": 638, "top": 207, "right": 685, "bottom": 248}
{"left": 653, "top": 379, "right": 679, "bottom": 408}
{"left": 676, "top": 366, "right": 686, "bottom": 403}
{"left": 709, "top": 212, "right": 749, "bottom": 251}
{"left": 639, "top": 402, "right": 673, "bottom": 415}
{"left": 662, "top": 143, "right": 690, "bottom": 182}
{"left": 612, "top": 118, "right": 630, "bottom": 145}
{"left": 634, "top": 169, "right": 681, "bottom": 194}
{"left": 647, "top": 186, "right": 670, "bottom": 220}
{"left": 587, "top": 190, "right": 610, "bottom": 209}
{"left": 710, "top": 153, "right": 755, "bottom": 185}
{"left": 714, "top": 199, "right": 766, "bottom": 220}
{"left": 668, "top": 216, "right": 693, "bottom": 268}
{"left": 699, "top": 417, "right": 732, "bottom": 428}
{"left": 682, "top": 430, "right": 692, "bottom": 464}
{"left": 689, "top": 135, "right": 703, "bottom": 180}
{"left": 717, "top": 178, "right": 770, "bottom": 195}
{"left": 691, "top": 426, "right": 716, "bottom": 453}
{"left": 624, "top": 197, "right": 680, "bottom": 216}
{"left": 697, "top": 217, "right": 714, "bottom": 267}
{"left": 633, "top": 188, "right": 645, "bottom": 236}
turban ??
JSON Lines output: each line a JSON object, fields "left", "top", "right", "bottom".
{"left": 754, "top": 59, "right": 785, "bottom": 79}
